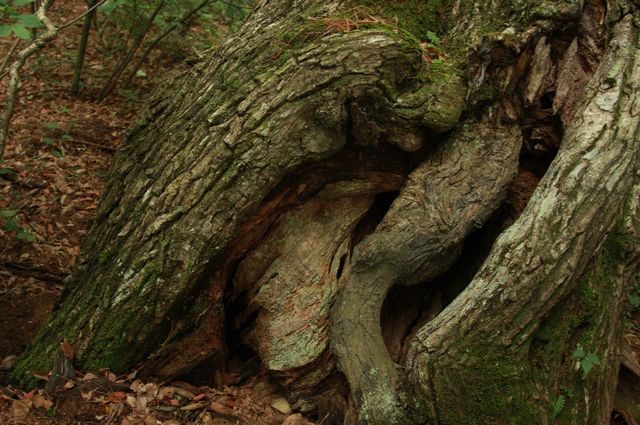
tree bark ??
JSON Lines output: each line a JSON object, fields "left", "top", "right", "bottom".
{"left": 13, "top": 1, "right": 640, "bottom": 424}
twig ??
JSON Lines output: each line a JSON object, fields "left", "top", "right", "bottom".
{"left": 123, "top": 0, "right": 214, "bottom": 88}
{"left": 58, "top": 0, "right": 107, "bottom": 31}
{"left": 71, "top": 0, "right": 101, "bottom": 95}
{"left": 0, "top": 0, "right": 101, "bottom": 160}
{"left": 0, "top": 261, "right": 68, "bottom": 284}
{"left": 18, "top": 87, "right": 68, "bottom": 98}
{"left": 0, "top": 40, "right": 20, "bottom": 78}
{"left": 64, "top": 138, "right": 117, "bottom": 152}
{"left": 218, "top": 0, "right": 251, "bottom": 11}
{"left": 99, "top": 0, "right": 166, "bottom": 100}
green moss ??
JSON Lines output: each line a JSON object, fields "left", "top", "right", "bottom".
{"left": 357, "top": 0, "right": 446, "bottom": 42}
{"left": 430, "top": 350, "right": 539, "bottom": 424}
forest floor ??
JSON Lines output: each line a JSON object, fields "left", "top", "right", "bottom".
{"left": 0, "top": 1, "right": 313, "bottom": 424}
{"left": 0, "top": 1, "right": 639, "bottom": 425}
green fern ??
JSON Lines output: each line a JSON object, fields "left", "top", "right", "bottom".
{"left": 551, "top": 395, "right": 566, "bottom": 418}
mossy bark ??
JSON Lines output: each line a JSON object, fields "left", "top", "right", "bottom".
{"left": 12, "top": 1, "right": 640, "bottom": 424}
{"left": 406, "top": 15, "right": 640, "bottom": 424}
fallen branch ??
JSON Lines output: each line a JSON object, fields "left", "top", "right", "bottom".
{"left": 0, "top": 40, "right": 20, "bottom": 78}
{"left": 0, "top": 261, "right": 68, "bottom": 284}
{"left": 63, "top": 138, "right": 117, "bottom": 152}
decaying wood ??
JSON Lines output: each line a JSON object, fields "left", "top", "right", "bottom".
{"left": 407, "top": 15, "right": 640, "bottom": 424}
{"left": 331, "top": 119, "right": 521, "bottom": 423}
{"left": 12, "top": 1, "right": 640, "bottom": 424}
{"left": 15, "top": 0, "right": 460, "bottom": 382}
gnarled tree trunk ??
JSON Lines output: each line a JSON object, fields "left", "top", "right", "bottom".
{"left": 13, "top": 0, "right": 640, "bottom": 424}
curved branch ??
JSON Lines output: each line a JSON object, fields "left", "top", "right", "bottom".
{"left": 331, "top": 119, "right": 521, "bottom": 423}
{"left": 406, "top": 14, "right": 640, "bottom": 424}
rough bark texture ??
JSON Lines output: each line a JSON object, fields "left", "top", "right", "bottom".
{"left": 406, "top": 14, "right": 640, "bottom": 424}
{"left": 13, "top": 0, "right": 640, "bottom": 424}
{"left": 331, "top": 119, "right": 521, "bottom": 423}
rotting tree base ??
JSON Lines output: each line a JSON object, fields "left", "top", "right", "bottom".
{"left": 13, "top": 1, "right": 640, "bottom": 424}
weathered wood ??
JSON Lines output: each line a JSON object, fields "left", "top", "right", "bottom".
{"left": 406, "top": 15, "right": 640, "bottom": 424}
{"left": 13, "top": 0, "right": 464, "bottom": 386}
{"left": 12, "top": 2, "right": 640, "bottom": 425}
{"left": 331, "top": 119, "right": 522, "bottom": 423}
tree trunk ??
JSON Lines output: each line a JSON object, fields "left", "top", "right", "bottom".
{"left": 13, "top": 1, "right": 640, "bottom": 424}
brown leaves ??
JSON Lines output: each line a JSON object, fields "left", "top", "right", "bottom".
{"left": 60, "top": 338, "right": 74, "bottom": 360}
{"left": 6, "top": 388, "right": 54, "bottom": 421}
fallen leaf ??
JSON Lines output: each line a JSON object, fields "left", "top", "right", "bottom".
{"left": 153, "top": 405, "right": 177, "bottom": 413}
{"left": 180, "top": 402, "right": 207, "bottom": 411}
{"left": 126, "top": 394, "right": 137, "bottom": 409}
{"left": 22, "top": 390, "right": 35, "bottom": 400}
{"left": 174, "top": 387, "right": 195, "bottom": 400}
{"left": 199, "top": 412, "right": 214, "bottom": 425}
{"left": 60, "top": 339, "right": 74, "bottom": 359}
{"left": 209, "top": 401, "right": 232, "bottom": 415}
{"left": 32, "top": 393, "right": 54, "bottom": 410}
{"left": 271, "top": 396, "right": 291, "bottom": 414}
{"left": 9, "top": 400, "right": 30, "bottom": 419}
{"left": 282, "top": 413, "right": 313, "bottom": 425}
{"left": 142, "top": 414, "right": 157, "bottom": 425}
{"left": 0, "top": 355, "right": 17, "bottom": 370}
{"left": 106, "top": 391, "right": 127, "bottom": 403}
{"left": 81, "top": 390, "right": 95, "bottom": 400}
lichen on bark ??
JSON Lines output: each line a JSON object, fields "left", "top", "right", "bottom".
{"left": 12, "top": 2, "right": 640, "bottom": 425}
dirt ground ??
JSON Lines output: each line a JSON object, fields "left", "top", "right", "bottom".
{"left": 0, "top": 1, "right": 638, "bottom": 425}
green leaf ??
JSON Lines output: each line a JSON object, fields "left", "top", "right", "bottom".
{"left": 59, "top": 105, "right": 70, "bottom": 113}
{"left": 0, "top": 167, "right": 14, "bottom": 175}
{"left": 552, "top": 395, "right": 565, "bottom": 418}
{"left": 42, "top": 137, "right": 54, "bottom": 145}
{"left": 16, "top": 14, "right": 42, "bottom": 28}
{"left": 0, "top": 24, "right": 11, "bottom": 37}
{"left": 10, "top": 23, "right": 30, "bottom": 40}
{"left": 61, "top": 134, "right": 73, "bottom": 141}
{"left": 44, "top": 121, "right": 59, "bottom": 129}
{"left": 51, "top": 149, "right": 64, "bottom": 158}
{"left": 630, "top": 293, "right": 640, "bottom": 308}
{"left": 16, "top": 229, "right": 36, "bottom": 242}
{"left": 99, "top": 0, "right": 118, "bottom": 16}
{"left": 581, "top": 360, "right": 594, "bottom": 376}
{"left": 584, "top": 353, "right": 600, "bottom": 365}
{"left": 12, "top": 0, "right": 35, "bottom": 6}
{"left": 4, "top": 220, "right": 20, "bottom": 231}
{"left": 571, "top": 349, "right": 586, "bottom": 359}
{"left": 426, "top": 30, "right": 440, "bottom": 45}
{"left": 0, "top": 209, "right": 18, "bottom": 218}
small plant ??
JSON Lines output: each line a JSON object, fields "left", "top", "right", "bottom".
{"left": 0, "top": 0, "right": 42, "bottom": 40}
{"left": 0, "top": 208, "right": 36, "bottom": 242}
{"left": 551, "top": 394, "right": 565, "bottom": 419}
{"left": 42, "top": 122, "right": 67, "bottom": 158}
{"left": 572, "top": 349, "right": 601, "bottom": 378}
{"left": 425, "top": 30, "right": 440, "bottom": 46}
